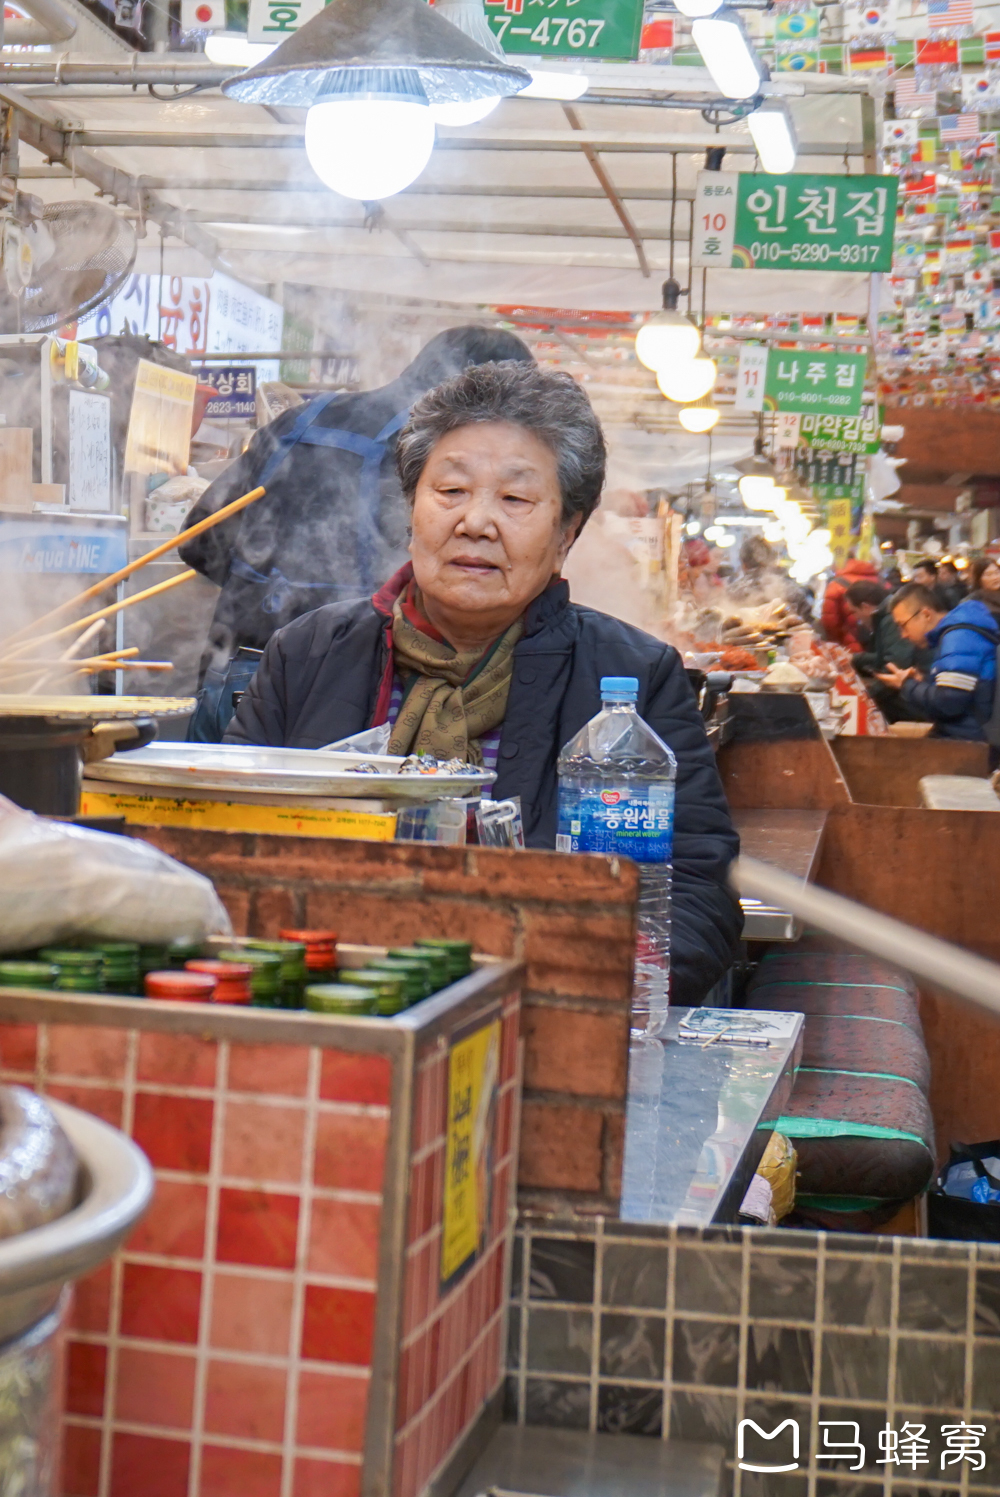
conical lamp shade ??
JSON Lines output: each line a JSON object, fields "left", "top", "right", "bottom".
{"left": 222, "top": 0, "right": 531, "bottom": 107}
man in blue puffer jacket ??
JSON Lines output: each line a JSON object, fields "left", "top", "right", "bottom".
{"left": 876, "top": 582, "right": 998, "bottom": 742}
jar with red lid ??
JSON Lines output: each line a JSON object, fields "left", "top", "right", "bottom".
{"left": 145, "top": 970, "right": 217, "bottom": 1002}
{"left": 279, "top": 928, "right": 337, "bottom": 973}
{"left": 186, "top": 959, "right": 253, "bottom": 1005}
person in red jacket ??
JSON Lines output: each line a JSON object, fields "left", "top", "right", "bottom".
{"left": 822, "top": 556, "right": 881, "bottom": 650}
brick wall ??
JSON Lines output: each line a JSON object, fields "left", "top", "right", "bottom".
{"left": 134, "top": 830, "right": 639, "bottom": 1214}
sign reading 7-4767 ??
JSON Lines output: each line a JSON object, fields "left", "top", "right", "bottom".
{"left": 692, "top": 171, "right": 898, "bottom": 273}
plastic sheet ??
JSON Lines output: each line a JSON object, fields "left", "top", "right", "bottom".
{"left": 0, "top": 795, "right": 231, "bottom": 952}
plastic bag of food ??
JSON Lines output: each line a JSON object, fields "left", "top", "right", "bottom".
{"left": 0, "top": 795, "right": 231, "bottom": 952}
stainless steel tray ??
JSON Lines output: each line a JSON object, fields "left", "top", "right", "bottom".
{"left": 83, "top": 742, "right": 495, "bottom": 801}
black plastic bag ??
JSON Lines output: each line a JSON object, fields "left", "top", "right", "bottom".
{"left": 928, "top": 1140, "right": 1000, "bottom": 1242}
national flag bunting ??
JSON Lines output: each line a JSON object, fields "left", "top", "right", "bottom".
{"left": 915, "top": 37, "right": 958, "bottom": 62}
{"left": 894, "top": 76, "right": 938, "bottom": 114}
{"left": 927, "top": 0, "right": 974, "bottom": 25}
{"left": 847, "top": 45, "right": 888, "bottom": 69}
{"left": 939, "top": 112, "right": 979, "bottom": 141}
{"left": 985, "top": 31, "right": 1000, "bottom": 60}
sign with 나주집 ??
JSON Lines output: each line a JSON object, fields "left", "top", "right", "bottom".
{"left": 736, "top": 346, "right": 868, "bottom": 416}
{"left": 692, "top": 171, "right": 898, "bottom": 272}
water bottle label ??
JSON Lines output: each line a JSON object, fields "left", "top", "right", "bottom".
{"left": 557, "top": 783, "right": 674, "bottom": 862}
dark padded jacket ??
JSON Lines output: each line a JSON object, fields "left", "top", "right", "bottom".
{"left": 901, "top": 596, "right": 999, "bottom": 741}
{"left": 226, "top": 581, "right": 742, "bottom": 1006}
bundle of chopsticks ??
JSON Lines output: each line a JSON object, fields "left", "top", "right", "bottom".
{"left": 0, "top": 485, "right": 266, "bottom": 695}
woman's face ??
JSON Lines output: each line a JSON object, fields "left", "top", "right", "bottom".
{"left": 409, "top": 421, "right": 579, "bottom": 629}
{"left": 982, "top": 561, "right": 1000, "bottom": 591}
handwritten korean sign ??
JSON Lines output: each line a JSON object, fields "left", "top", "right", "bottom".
{"left": 67, "top": 391, "right": 112, "bottom": 512}
{"left": 692, "top": 171, "right": 899, "bottom": 273}
{"left": 440, "top": 1019, "right": 500, "bottom": 1288}
{"left": 194, "top": 366, "right": 256, "bottom": 419}
{"left": 486, "top": 0, "right": 643, "bottom": 59}
{"left": 736, "top": 345, "right": 867, "bottom": 417}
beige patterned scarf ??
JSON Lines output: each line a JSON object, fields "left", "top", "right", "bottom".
{"left": 387, "top": 586, "right": 523, "bottom": 765}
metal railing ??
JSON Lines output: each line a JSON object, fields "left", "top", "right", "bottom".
{"left": 731, "top": 855, "right": 1000, "bottom": 1021}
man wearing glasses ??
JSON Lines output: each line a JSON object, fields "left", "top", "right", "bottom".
{"left": 876, "top": 583, "right": 999, "bottom": 751}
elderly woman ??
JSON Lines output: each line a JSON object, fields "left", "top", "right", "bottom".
{"left": 227, "top": 360, "right": 741, "bottom": 1003}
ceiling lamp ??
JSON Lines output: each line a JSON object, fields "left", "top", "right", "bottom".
{"left": 657, "top": 357, "right": 717, "bottom": 404}
{"left": 427, "top": 0, "right": 504, "bottom": 124}
{"left": 674, "top": 0, "right": 724, "bottom": 16}
{"left": 679, "top": 400, "right": 720, "bottom": 433}
{"left": 222, "top": 0, "right": 530, "bottom": 199}
{"left": 520, "top": 70, "right": 589, "bottom": 100}
{"left": 635, "top": 278, "right": 701, "bottom": 371}
{"left": 691, "top": 9, "right": 766, "bottom": 101}
{"left": 747, "top": 98, "right": 798, "bottom": 174}
{"left": 736, "top": 440, "right": 779, "bottom": 508}
{"left": 204, "top": 33, "right": 276, "bottom": 65}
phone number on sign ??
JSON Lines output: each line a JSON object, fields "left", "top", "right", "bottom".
{"left": 750, "top": 242, "right": 884, "bottom": 265}
{"left": 493, "top": 15, "right": 606, "bottom": 46}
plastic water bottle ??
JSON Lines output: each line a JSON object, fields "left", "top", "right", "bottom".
{"left": 556, "top": 676, "right": 676, "bottom": 1037}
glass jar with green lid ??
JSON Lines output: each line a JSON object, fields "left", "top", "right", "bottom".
{"left": 241, "top": 938, "right": 308, "bottom": 1009}
{"left": 84, "top": 941, "right": 141, "bottom": 995}
{"left": 38, "top": 949, "right": 104, "bottom": 992}
{"left": 387, "top": 947, "right": 449, "bottom": 991}
{"left": 414, "top": 937, "right": 473, "bottom": 980}
{"left": 0, "top": 961, "right": 57, "bottom": 989}
{"left": 305, "top": 984, "right": 375, "bottom": 1016}
{"left": 218, "top": 948, "right": 283, "bottom": 1007}
{"left": 366, "top": 959, "right": 430, "bottom": 1003}
{"left": 338, "top": 969, "right": 408, "bottom": 1015}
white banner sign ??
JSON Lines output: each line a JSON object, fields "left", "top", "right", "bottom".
{"left": 691, "top": 170, "right": 738, "bottom": 270}
{"left": 735, "top": 345, "right": 768, "bottom": 412}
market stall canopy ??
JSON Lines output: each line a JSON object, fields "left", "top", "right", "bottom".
{"left": 5, "top": 59, "right": 878, "bottom": 313}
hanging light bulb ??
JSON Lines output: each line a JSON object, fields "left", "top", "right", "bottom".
{"left": 736, "top": 440, "right": 779, "bottom": 509}
{"left": 747, "top": 98, "right": 798, "bottom": 174}
{"left": 674, "top": 0, "right": 724, "bottom": 16}
{"left": 679, "top": 400, "right": 720, "bottom": 433}
{"left": 691, "top": 8, "right": 766, "bottom": 100}
{"left": 520, "top": 70, "right": 589, "bottom": 99}
{"left": 657, "top": 357, "right": 717, "bottom": 404}
{"left": 223, "top": 0, "right": 531, "bottom": 196}
{"left": 430, "top": 95, "right": 500, "bottom": 124}
{"left": 428, "top": 0, "right": 505, "bottom": 124}
{"left": 304, "top": 70, "right": 436, "bottom": 199}
{"left": 204, "top": 33, "right": 277, "bottom": 65}
{"left": 635, "top": 278, "right": 701, "bottom": 371}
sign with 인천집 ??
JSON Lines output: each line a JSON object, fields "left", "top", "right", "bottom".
{"left": 692, "top": 171, "right": 898, "bottom": 272}
{"left": 736, "top": 345, "right": 868, "bottom": 417}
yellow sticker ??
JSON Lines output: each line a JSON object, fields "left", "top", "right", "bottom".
{"left": 440, "top": 1020, "right": 501, "bottom": 1287}
{"left": 79, "top": 790, "right": 398, "bottom": 841}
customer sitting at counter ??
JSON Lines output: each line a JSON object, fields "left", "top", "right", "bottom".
{"left": 227, "top": 361, "right": 741, "bottom": 1003}
{"left": 877, "top": 582, "right": 999, "bottom": 748}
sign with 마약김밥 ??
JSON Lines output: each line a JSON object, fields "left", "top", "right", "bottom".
{"left": 441, "top": 1019, "right": 501, "bottom": 1288}
{"left": 486, "top": 0, "right": 643, "bottom": 60}
{"left": 691, "top": 171, "right": 899, "bottom": 272}
{"left": 736, "top": 345, "right": 867, "bottom": 417}
{"left": 797, "top": 405, "right": 881, "bottom": 453}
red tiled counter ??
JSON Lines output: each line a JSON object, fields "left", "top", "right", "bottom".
{"left": 0, "top": 956, "right": 521, "bottom": 1497}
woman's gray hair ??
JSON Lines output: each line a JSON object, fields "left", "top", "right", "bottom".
{"left": 396, "top": 359, "right": 607, "bottom": 532}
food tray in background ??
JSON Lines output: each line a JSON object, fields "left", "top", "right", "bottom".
{"left": 83, "top": 742, "right": 496, "bottom": 801}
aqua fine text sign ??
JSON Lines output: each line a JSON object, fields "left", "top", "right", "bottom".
{"left": 736, "top": 346, "right": 867, "bottom": 417}
{"left": 692, "top": 171, "right": 898, "bottom": 273}
{"left": 486, "top": 0, "right": 643, "bottom": 60}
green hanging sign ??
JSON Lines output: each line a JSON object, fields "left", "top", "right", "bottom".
{"left": 737, "top": 346, "right": 868, "bottom": 417}
{"left": 486, "top": 0, "right": 643, "bottom": 58}
{"left": 692, "top": 171, "right": 899, "bottom": 273}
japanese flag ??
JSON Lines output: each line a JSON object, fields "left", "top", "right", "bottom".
{"left": 181, "top": 0, "right": 225, "bottom": 28}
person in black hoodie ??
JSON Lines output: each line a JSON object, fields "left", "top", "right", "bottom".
{"left": 180, "top": 325, "right": 534, "bottom": 740}
{"left": 227, "top": 360, "right": 741, "bottom": 1005}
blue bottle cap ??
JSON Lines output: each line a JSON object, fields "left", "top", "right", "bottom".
{"left": 600, "top": 676, "right": 639, "bottom": 694}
